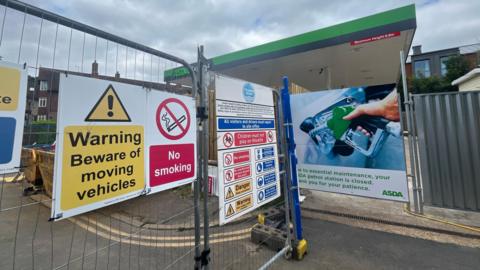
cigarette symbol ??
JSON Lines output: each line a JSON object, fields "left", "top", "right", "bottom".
{"left": 162, "top": 113, "right": 186, "bottom": 132}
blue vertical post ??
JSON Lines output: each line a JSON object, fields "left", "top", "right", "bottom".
{"left": 281, "top": 76, "right": 303, "bottom": 241}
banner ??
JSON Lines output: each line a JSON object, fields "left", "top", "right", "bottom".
{"left": 290, "top": 84, "right": 409, "bottom": 202}
{"left": 53, "top": 74, "right": 196, "bottom": 220}
{"left": 146, "top": 91, "right": 196, "bottom": 194}
{"left": 0, "top": 62, "right": 27, "bottom": 173}
{"left": 216, "top": 75, "right": 281, "bottom": 225}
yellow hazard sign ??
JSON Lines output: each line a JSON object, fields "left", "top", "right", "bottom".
{"left": 235, "top": 194, "right": 253, "bottom": 212}
{"left": 225, "top": 187, "right": 234, "bottom": 200}
{"left": 234, "top": 180, "right": 251, "bottom": 195}
{"left": 60, "top": 125, "right": 145, "bottom": 210}
{"left": 85, "top": 85, "right": 131, "bottom": 122}
{"left": 226, "top": 204, "right": 235, "bottom": 217}
{"left": 0, "top": 66, "right": 21, "bottom": 111}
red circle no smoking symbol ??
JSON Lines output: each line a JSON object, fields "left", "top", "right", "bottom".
{"left": 223, "top": 133, "right": 234, "bottom": 148}
{"left": 156, "top": 98, "right": 191, "bottom": 140}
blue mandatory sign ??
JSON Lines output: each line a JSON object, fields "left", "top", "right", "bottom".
{"left": 262, "top": 172, "right": 276, "bottom": 186}
{"left": 257, "top": 176, "right": 264, "bottom": 187}
{"left": 217, "top": 118, "right": 274, "bottom": 130}
{"left": 256, "top": 163, "right": 263, "bottom": 173}
{"left": 255, "top": 146, "right": 275, "bottom": 160}
{"left": 264, "top": 185, "right": 277, "bottom": 200}
{"left": 242, "top": 83, "right": 255, "bottom": 103}
{"left": 258, "top": 190, "right": 265, "bottom": 201}
{"left": 256, "top": 159, "right": 275, "bottom": 173}
{"left": 0, "top": 117, "right": 16, "bottom": 164}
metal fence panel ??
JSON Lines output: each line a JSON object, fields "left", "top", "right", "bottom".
{"left": 413, "top": 91, "right": 480, "bottom": 211}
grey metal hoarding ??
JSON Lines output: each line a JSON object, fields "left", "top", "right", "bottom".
{"left": 414, "top": 91, "right": 480, "bottom": 211}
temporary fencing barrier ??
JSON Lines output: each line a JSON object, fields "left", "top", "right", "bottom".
{"left": 0, "top": 1, "right": 301, "bottom": 269}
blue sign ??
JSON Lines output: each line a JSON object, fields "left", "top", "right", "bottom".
{"left": 255, "top": 146, "right": 275, "bottom": 160}
{"left": 264, "top": 185, "right": 277, "bottom": 200}
{"left": 242, "top": 83, "right": 255, "bottom": 103}
{"left": 0, "top": 117, "right": 16, "bottom": 164}
{"left": 257, "top": 176, "right": 264, "bottom": 187}
{"left": 217, "top": 118, "right": 274, "bottom": 130}
{"left": 258, "top": 190, "right": 265, "bottom": 201}
{"left": 263, "top": 172, "right": 276, "bottom": 186}
{"left": 256, "top": 159, "right": 275, "bottom": 173}
{"left": 256, "top": 163, "right": 263, "bottom": 173}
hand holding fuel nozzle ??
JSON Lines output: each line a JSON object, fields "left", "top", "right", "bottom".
{"left": 299, "top": 88, "right": 402, "bottom": 157}
{"left": 343, "top": 91, "right": 400, "bottom": 137}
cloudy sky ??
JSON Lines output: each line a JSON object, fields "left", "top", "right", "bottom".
{"left": 1, "top": 0, "right": 479, "bottom": 79}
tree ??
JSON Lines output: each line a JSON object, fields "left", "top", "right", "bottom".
{"left": 444, "top": 55, "right": 470, "bottom": 84}
{"left": 408, "top": 55, "right": 471, "bottom": 94}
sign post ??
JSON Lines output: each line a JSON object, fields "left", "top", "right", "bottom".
{"left": 215, "top": 75, "right": 281, "bottom": 225}
{"left": 0, "top": 62, "right": 27, "bottom": 173}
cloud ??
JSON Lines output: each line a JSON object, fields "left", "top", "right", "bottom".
{"left": 0, "top": 0, "right": 478, "bottom": 80}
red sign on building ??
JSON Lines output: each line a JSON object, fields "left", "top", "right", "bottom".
{"left": 350, "top": 32, "right": 400, "bottom": 46}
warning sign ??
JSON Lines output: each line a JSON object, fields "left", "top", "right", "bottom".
{"left": 226, "top": 204, "right": 235, "bottom": 217}
{"left": 0, "top": 66, "right": 21, "bottom": 111}
{"left": 223, "top": 164, "right": 251, "bottom": 184}
{"left": 85, "top": 85, "right": 131, "bottom": 122}
{"left": 216, "top": 75, "right": 281, "bottom": 225}
{"left": 223, "top": 150, "right": 250, "bottom": 167}
{"left": 223, "top": 133, "right": 234, "bottom": 148}
{"left": 225, "top": 187, "right": 235, "bottom": 200}
{"left": 224, "top": 180, "right": 252, "bottom": 201}
{"left": 156, "top": 98, "right": 191, "bottom": 140}
{"left": 147, "top": 91, "right": 196, "bottom": 194}
{"left": 0, "top": 62, "right": 27, "bottom": 173}
{"left": 53, "top": 75, "right": 148, "bottom": 220}
{"left": 149, "top": 143, "right": 194, "bottom": 187}
{"left": 60, "top": 125, "right": 145, "bottom": 210}
{"left": 224, "top": 194, "right": 253, "bottom": 218}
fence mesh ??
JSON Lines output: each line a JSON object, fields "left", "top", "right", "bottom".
{"left": 0, "top": 1, "right": 290, "bottom": 269}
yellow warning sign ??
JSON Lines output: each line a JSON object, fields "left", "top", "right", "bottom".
{"left": 85, "top": 85, "right": 131, "bottom": 122}
{"left": 0, "top": 66, "right": 20, "bottom": 111}
{"left": 226, "top": 204, "right": 235, "bottom": 217}
{"left": 60, "top": 125, "right": 145, "bottom": 210}
{"left": 235, "top": 194, "right": 253, "bottom": 212}
{"left": 225, "top": 187, "right": 234, "bottom": 200}
{"left": 234, "top": 180, "right": 252, "bottom": 195}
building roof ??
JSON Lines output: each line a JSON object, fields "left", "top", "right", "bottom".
{"left": 165, "top": 4, "right": 416, "bottom": 90}
{"left": 452, "top": 68, "right": 480, "bottom": 86}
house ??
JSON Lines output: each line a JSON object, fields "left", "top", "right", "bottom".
{"left": 406, "top": 44, "right": 479, "bottom": 79}
{"left": 451, "top": 67, "right": 480, "bottom": 91}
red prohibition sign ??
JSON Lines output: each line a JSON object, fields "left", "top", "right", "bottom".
{"left": 225, "top": 170, "right": 233, "bottom": 181}
{"left": 156, "top": 98, "right": 191, "bottom": 140}
{"left": 267, "top": 130, "right": 274, "bottom": 142}
{"left": 224, "top": 153, "right": 233, "bottom": 166}
{"left": 223, "top": 132, "right": 234, "bottom": 148}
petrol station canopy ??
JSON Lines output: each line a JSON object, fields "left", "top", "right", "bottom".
{"left": 166, "top": 4, "right": 416, "bottom": 91}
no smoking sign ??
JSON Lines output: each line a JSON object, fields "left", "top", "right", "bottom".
{"left": 156, "top": 98, "right": 191, "bottom": 140}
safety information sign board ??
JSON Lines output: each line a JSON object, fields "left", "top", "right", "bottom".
{"left": 215, "top": 75, "right": 281, "bottom": 225}
{"left": 0, "top": 62, "right": 27, "bottom": 173}
{"left": 53, "top": 75, "right": 146, "bottom": 220}
{"left": 146, "top": 92, "right": 196, "bottom": 194}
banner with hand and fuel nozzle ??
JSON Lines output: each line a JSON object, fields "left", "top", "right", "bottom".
{"left": 290, "top": 84, "right": 409, "bottom": 202}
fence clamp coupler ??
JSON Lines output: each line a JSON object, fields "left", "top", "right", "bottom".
{"left": 197, "top": 106, "right": 208, "bottom": 120}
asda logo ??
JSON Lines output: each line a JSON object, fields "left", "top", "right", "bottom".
{"left": 382, "top": 190, "right": 403, "bottom": 197}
